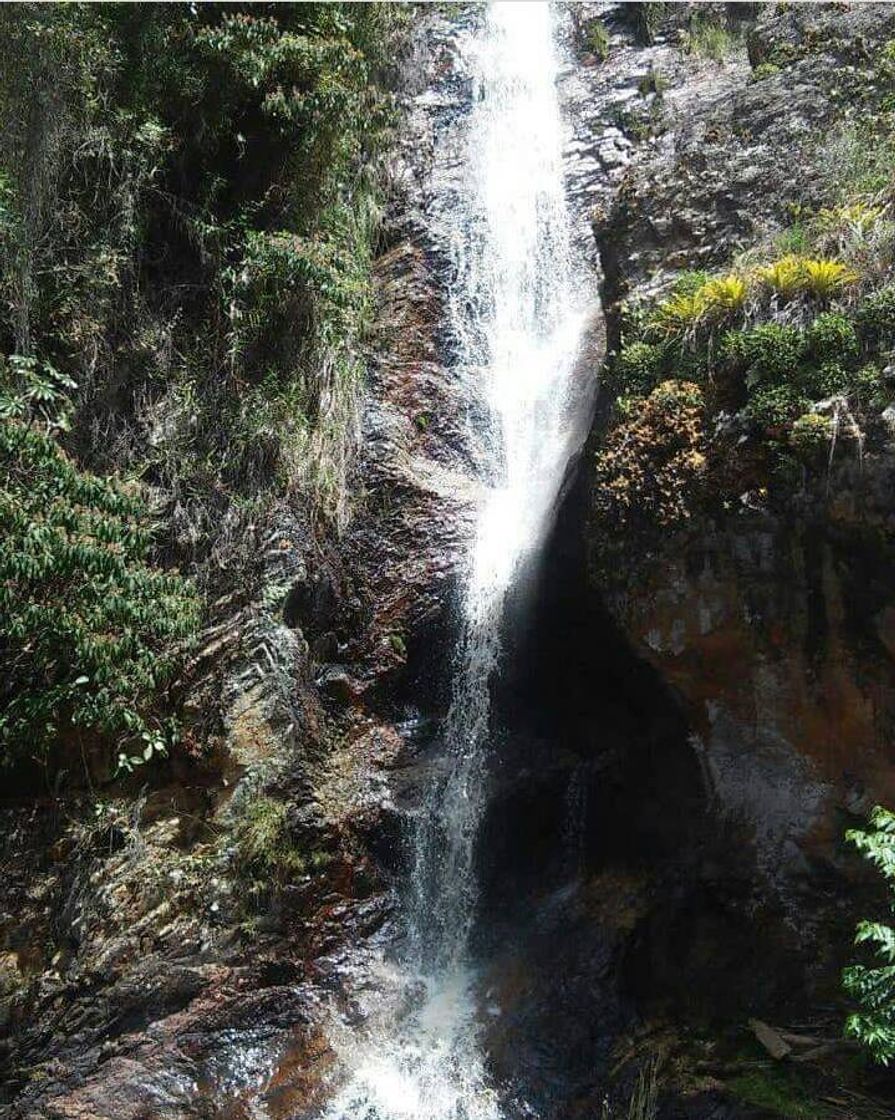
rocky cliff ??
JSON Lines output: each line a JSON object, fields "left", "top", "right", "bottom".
{"left": 3, "top": 4, "right": 895, "bottom": 1120}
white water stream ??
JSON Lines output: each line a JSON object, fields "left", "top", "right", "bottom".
{"left": 322, "top": 5, "right": 594, "bottom": 1116}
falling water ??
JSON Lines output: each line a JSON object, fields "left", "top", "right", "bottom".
{"left": 323, "top": 4, "right": 594, "bottom": 1116}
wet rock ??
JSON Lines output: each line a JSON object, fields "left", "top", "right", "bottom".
{"left": 585, "top": 0, "right": 895, "bottom": 1016}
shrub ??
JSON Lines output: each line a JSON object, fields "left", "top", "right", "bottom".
{"left": 0, "top": 390, "right": 200, "bottom": 771}
{"left": 637, "top": 65, "right": 667, "bottom": 98}
{"left": 854, "top": 362, "right": 889, "bottom": 408}
{"left": 790, "top": 412, "right": 833, "bottom": 459}
{"left": 742, "top": 384, "right": 809, "bottom": 433}
{"left": 857, "top": 284, "right": 895, "bottom": 345}
{"left": 842, "top": 805, "right": 895, "bottom": 1066}
{"left": 612, "top": 341, "right": 665, "bottom": 396}
{"left": 593, "top": 380, "right": 707, "bottom": 531}
{"left": 799, "top": 360, "right": 850, "bottom": 399}
{"left": 806, "top": 312, "right": 860, "bottom": 365}
{"left": 722, "top": 324, "right": 806, "bottom": 387}
{"left": 585, "top": 18, "right": 611, "bottom": 60}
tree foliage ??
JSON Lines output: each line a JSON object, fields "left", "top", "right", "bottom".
{"left": 0, "top": 5, "right": 401, "bottom": 775}
{"left": 0, "top": 356, "right": 199, "bottom": 770}
{"left": 0, "top": 3, "right": 401, "bottom": 544}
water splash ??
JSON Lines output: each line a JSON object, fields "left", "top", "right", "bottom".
{"left": 323, "top": 4, "right": 594, "bottom": 1115}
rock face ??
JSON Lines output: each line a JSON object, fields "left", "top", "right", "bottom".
{"left": 0, "top": 10, "right": 486, "bottom": 1118}
{"left": 7, "top": 4, "right": 895, "bottom": 1119}
{"left": 585, "top": 0, "right": 895, "bottom": 1010}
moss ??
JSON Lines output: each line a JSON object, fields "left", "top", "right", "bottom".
{"left": 729, "top": 1066, "right": 835, "bottom": 1119}
{"left": 752, "top": 61, "right": 781, "bottom": 81}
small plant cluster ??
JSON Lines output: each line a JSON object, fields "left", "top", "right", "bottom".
{"left": 0, "top": 355, "right": 199, "bottom": 771}
{"left": 582, "top": 17, "right": 611, "bottom": 62}
{"left": 842, "top": 805, "right": 895, "bottom": 1066}
{"left": 225, "top": 787, "right": 330, "bottom": 920}
{"left": 682, "top": 12, "right": 738, "bottom": 63}
{"left": 645, "top": 256, "right": 858, "bottom": 345}
{"left": 594, "top": 195, "right": 895, "bottom": 552}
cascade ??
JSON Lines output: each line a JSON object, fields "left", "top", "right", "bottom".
{"left": 323, "top": 5, "right": 594, "bottom": 1115}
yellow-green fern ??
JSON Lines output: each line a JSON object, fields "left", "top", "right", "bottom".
{"left": 801, "top": 257, "right": 859, "bottom": 299}
{"left": 753, "top": 254, "right": 805, "bottom": 299}
{"left": 648, "top": 290, "right": 708, "bottom": 338}
{"left": 701, "top": 273, "right": 748, "bottom": 313}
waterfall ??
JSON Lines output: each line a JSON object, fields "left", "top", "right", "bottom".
{"left": 408, "top": 0, "right": 592, "bottom": 977}
{"left": 323, "top": 4, "right": 594, "bottom": 1116}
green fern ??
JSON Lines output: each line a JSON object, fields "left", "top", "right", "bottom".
{"left": 843, "top": 806, "right": 895, "bottom": 1064}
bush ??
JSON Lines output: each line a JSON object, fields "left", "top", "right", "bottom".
{"left": 789, "top": 412, "right": 833, "bottom": 459}
{"left": 0, "top": 360, "right": 200, "bottom": 770}
{"left": 799, "top": 360, "right": 851, "bottom": 399}
{"left": 854, "top": 363, "right": 889, "bottom": 408}
{"left": 857, "top": 284, "right": 895, "bottom": 345}
{"left": 593, "top": 380, "right": 707, "bottom": 531}
{"left": 742, "top": 384, "right": 809, "bottom": 433}
{"left": 611, "top": 341, "right": 665, "bottom": 396}
{"left": 722, "top": 324, "right": 806, "bottom": 387}
{"left": 585, "top": 18, "right": 611, "bottom": 60}
{"left": 842, "top": 805, "right": 895, "bottom": 1066}
{"left": 806, "top": 312, "right": 860, "bottom": 365}
{"left": 637, "top": 65, "right": 667, "bottom": 98}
